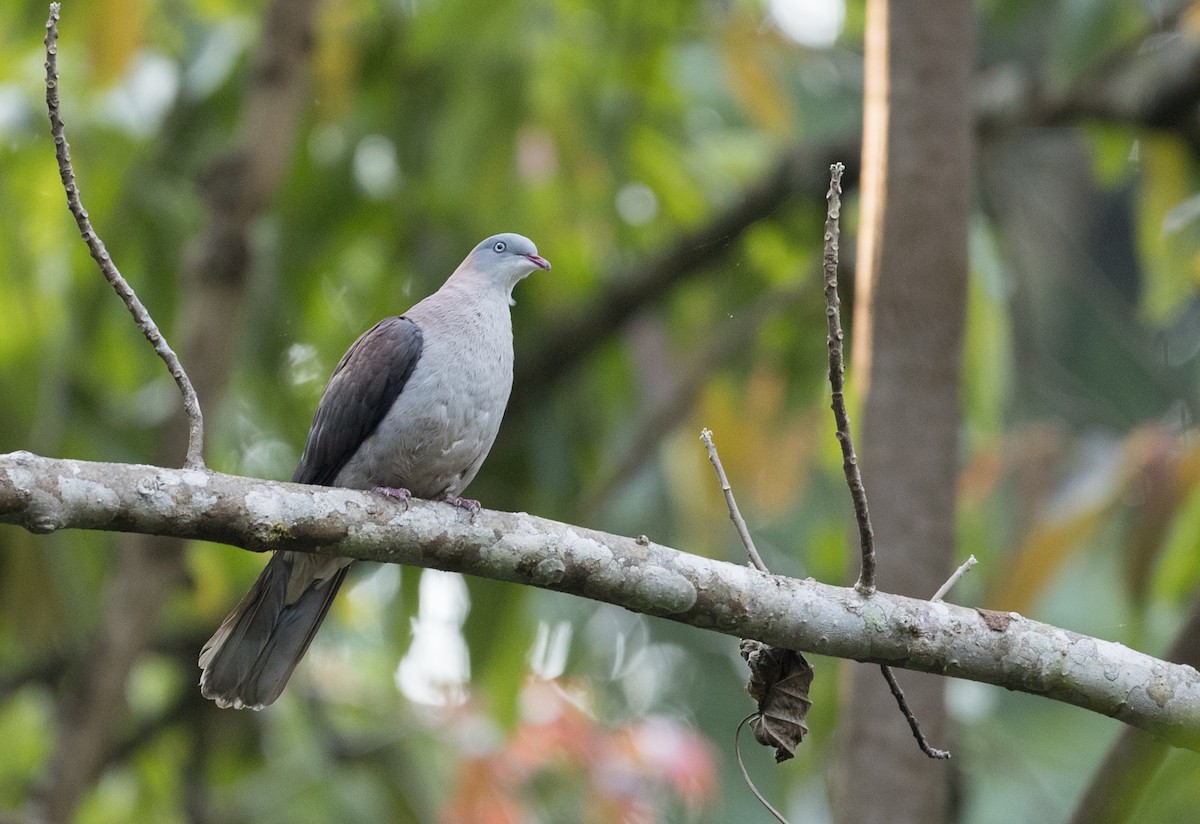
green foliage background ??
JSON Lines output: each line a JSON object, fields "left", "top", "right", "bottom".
{"left": 2, "top": 0, "right": 1200, "bottom": 821}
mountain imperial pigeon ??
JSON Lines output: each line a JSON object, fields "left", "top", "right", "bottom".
{"left": 199, "top": 232, "right": 551, "bottom": 709}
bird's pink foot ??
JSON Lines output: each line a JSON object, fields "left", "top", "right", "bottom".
{"left": 372, "top": 486, "right": 412, "bottom": 507}
{"left": 441, "top": 494, "right": 481, "bottom": 514}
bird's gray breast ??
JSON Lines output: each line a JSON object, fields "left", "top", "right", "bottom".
{"left": 332, "top": 300, "right": 514, "bottom": 498}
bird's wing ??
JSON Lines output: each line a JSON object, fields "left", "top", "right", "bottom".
{"left": 292, "top": 316, "right": 424, "bottom": 486}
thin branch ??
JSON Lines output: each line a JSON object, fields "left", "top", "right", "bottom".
{"left": 822, "top": 162, "right": 875, "bottom": 594}
{"left": 875, "top": 557, "right": 979, "bottom": 760}
{"left": 43, "top": 3, "right": 204, "bottom": 469}
{"left": 878, "top": 665, "right": 951, "bottom": 760}
{"left": 821, "top": 161, "right": 952, "bottom": 759}
{"left": 34, "top": 6, "right": 316, "bottom": 821}
{"left": 3, "top": 451, "right": 1200, "bottom": 751}
{"left": 931, "top": 555, "right": 977, "bottom": 602}
{"left": 879, "top": 558, "right": 975, "bottom": 761}
{"left": 735, "top": 715, "right": 791, "bottom": 824}
{"left": 700, "top": 428, "right": 769, "bottom": 573}
{"left": 874, "top": 555, "right": 979, "bottom": 763}
{"left": 702, "top": 430, "right": 808, "bottom": 816}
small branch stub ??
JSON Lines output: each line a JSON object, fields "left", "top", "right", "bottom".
{"left": 44, "top": 3, "right": 206, "bottom": 469}
{"left": 700, "top": 427, "right": 769, "bottom": 573}
{"left": 932, "top": 554, "right": 977, "bottom": 602}
{"left": 875, "top": 552, "right": 979, "bottom": 761}
{"left": 699, "top": 429, "right": 815, "bottom": 818}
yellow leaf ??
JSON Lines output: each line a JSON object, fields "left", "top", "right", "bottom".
{"left": 1136, "top": 135, "right": 1200, "bottom": 324}
{"left": 720, "top": 20, "right": 794, "bottom": 137}
{"left": 314, "top": 0, "right": 361, "bottom": 121}
{"left": 83, "top": 0, "right": 148, "bottom": 86}
{"left": 987, "top": 425, "right": 1196, "bottom": 613}
{"left": 988, "top": 498, "right": 1112, "bottom": 614}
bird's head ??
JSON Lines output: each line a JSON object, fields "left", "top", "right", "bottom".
{"left": 456, "top": 232, "right": 551, "bottom": 304}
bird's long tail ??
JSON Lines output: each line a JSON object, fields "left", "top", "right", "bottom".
{"left": 199, "top": 551, "right": 350, "bottom": 710}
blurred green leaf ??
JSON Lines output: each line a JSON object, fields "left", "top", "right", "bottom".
{"left": 1136, "top": 135, "right": 1200, "bottom": 325}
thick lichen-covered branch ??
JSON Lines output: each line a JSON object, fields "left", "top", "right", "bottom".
{"left": 2, "top": 450, "right": 1199, "bottom": 752}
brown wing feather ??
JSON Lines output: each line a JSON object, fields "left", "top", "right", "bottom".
{"left": 292, "top": 316, "right": 423, "bottom": 486}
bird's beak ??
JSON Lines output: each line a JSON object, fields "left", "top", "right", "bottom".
{"left": 525, "top": 254, "right": 552, "bottom": 271}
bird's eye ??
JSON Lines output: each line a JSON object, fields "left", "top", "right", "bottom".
{"left": 493, "top": 241, "right": 507, "bottom": 253}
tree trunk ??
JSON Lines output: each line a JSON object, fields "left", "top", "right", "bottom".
{"left": 833, "top": 1, "right": 973, "bottom": 822}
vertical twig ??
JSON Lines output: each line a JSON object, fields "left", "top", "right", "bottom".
{"left": 822, "top": 162, "right": 875, "bottom": 593}
{"left": 44, "top": 3, "right": 205, "bottom": 469}
{"left": 700, "top": 428, "right": 770, "bottom": 573}
{"left": 823, "top": 162, "right": 949, "bottom": 759}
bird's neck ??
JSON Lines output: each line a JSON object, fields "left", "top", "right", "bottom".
{"left": 445, "top": 265, "right": 525, "bottom": 307}
{"left": 412, "top": 274, "right": 515, "bottom": 338}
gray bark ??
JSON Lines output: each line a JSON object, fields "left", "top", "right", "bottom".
{"left": 2, "top": 450, "right": 1199, "bottom": 753}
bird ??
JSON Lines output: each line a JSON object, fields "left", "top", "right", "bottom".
{"left": 199, "top": 233, "right": 551, "bottom": 709}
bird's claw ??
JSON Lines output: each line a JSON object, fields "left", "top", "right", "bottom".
{"left": 372, "top": 486, "right": 413, "bottom": 509}
{"left": 441, "top": 494, "right": 481, "bottom": 515}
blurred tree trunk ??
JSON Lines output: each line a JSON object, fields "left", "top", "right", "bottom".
{"left": 832, "top": 1, "right": 973, "bottom": 823}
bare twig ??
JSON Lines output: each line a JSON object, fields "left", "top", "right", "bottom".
{"left": 734, "top": 715, "right": 791, "bottom": 824}
{"left": 43, "top": 3, "right": 205, "bottom": 469}
{"left": 34, "top": 5, "right": 316, "bottom": 821}
{"left": 822, "top": 162, "right": 875, "bottom": 594}
{"left": 931, "top": 555, "right": 978, "bottom": 602}
{"left": 700, "top": 428, "right": 769, "bottom": 573}
{"left": 872, "top": 557, "right": 980, "bottom": 762}
{"left": 878, "top": 665, "right": 951, "bottom": 760}
{"left": 701, "top": 435, "right": 810, "bottom": 819}
{"left": 821, "top": 162, "right": 950, "bottom": 759}
{"left": 869, "top": 559, "right": 976, "bottom": 763}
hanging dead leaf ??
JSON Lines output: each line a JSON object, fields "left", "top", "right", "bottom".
{"left": 740, "top": 639, "right": 814, "bottom": 762}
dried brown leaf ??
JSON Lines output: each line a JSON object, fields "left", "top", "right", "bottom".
{"left": 739, "top": 639, "right": 814, "bottom": 762}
